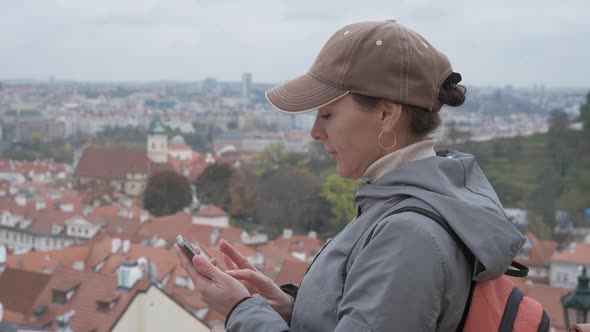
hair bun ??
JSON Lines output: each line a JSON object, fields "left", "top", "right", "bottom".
{"left": 438, "top": 72, "right": 466, "bottom": 107}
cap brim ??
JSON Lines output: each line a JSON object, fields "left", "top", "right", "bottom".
{"left": 265, "top": 73, "right": 349, "bottom": 114}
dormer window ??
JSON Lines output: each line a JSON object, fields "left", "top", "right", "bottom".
{"left": 52, "top": 280, "right": 81, "bottom": 305}
{"left": 97, "top": 293, "right": 119, "bottom": 313}
{"left": 52, "top": 224, "right": 63, "bottom": 235}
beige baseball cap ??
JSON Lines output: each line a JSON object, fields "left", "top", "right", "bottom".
{"left": 266, "top": 20, "right": 455, "bottom": 113}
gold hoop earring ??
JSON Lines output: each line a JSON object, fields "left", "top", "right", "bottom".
{"left": 378, "top": 130, "right": 397, "bottom": 150}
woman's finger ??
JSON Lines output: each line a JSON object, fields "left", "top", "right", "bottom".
{"left": 219, "top": 239, "right": 257, "bottom": 271}
{"left": 192, "top": 255, "right": 226, "bottom": 282}
{"left": 210, "top": 258, "right": 218, "bottom": 267}
{"left": 226, "top": 269, "right": 274, "bottom": 292}
{"left": 223, "top": 254, "right": 239, "bottom": 271}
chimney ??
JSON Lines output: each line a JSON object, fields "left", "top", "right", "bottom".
{"left": 283, "top": 229, "right": 293, "bottom": 240}
{"left": 83, "top": 206, "right": 93, "bottom": 216}
{"left": 35, "top": 200, "right": 46, "bottom": 211}
{"left": 15, "top": 195, "right": 26, "bottom": 207}
{"left": 0, "top": 245, "right": 6, "bottom": 266}
{"left": 122, "top": 240, "right": 130, "bottom": 254}
{"left": 111, "top": 238, "right": 122, "bottom": 254}
{"left": 140, "top": 211, "right": 149, "bottom": 224}
{"left": 56, "top": 309, "right": 76, "bottom": 332}
{"left": 210, "top": 229, "right": 220, "bottom": 246}
{"left": 117, "top": 261, "right": 143, "bottom": 290}
{"left": 308, "top": 231, "right": 317, "bottom": 239}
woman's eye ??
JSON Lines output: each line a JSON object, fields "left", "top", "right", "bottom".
{"left": 321, "top": 113, "right": 331, "bottom": 120}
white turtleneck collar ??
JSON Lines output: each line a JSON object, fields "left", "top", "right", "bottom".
{"left": 362, "top": 139, "right": 436, "bottom": 183}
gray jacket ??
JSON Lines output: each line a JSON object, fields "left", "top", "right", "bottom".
{"left": 226, "top": 150, "right": 525, "bottom": 331}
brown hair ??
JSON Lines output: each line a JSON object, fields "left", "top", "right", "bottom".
{"left": 351, "top": 74, "right": 467, "bottom": 136}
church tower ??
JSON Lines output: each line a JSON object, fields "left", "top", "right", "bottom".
{"left": 147, "top": 119, "right": 168, "bottom": 163}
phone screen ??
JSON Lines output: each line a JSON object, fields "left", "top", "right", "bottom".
{"left": 176, "top": 235, "right": 196, "bottom": 259}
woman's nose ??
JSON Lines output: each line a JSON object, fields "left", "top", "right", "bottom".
{"left": 310, "top": 122, "right": 326, "bottom": 141}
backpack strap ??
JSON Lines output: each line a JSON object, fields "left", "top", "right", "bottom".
{"left": 369, "top": 206, "right": 475, "bottom": 332}
{"left": 342, "top": 205, "right": 529, "bottom": 332}
{"left": 504, "top": 261, "right": 529, "bottom": 278}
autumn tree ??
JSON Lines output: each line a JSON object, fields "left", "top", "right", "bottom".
{"left": 143, "top": 171, "right": 192, "bottom": 217}
{"left": 194, "top": 163, "right": 234, "bottom": 212}
{"left": 255, "top": 168, "right": 329, "bottom": 237}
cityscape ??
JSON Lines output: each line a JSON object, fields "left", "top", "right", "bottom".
{"left": 1, "top": 1, "right": 590, "bottom": 332}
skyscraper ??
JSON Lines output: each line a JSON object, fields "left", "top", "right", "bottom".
{"left": 241, "top": 72, "right": 252, "bottom": 99}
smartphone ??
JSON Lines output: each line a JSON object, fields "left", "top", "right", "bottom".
{"left": 176, "top": 235, "right": 197, "bottom": 260}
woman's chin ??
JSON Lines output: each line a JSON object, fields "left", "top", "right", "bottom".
{"left": 335, "top": 164, "right": 357, "bottom": 180}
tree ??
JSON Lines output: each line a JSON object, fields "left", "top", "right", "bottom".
{"left": 31, "top": 132, "right": 42, "bottom": 151}
{"left": 527, "top": 167, "right": 562, "bottom": 226}
{"left": 306, "top": 140, "right": 331, "bottom": 173}
{"left": 321, "top": 174, "right": 359, "bottom": 233}
{"left": 444, "top": 120, "right": 472, "bottom": 145}
{"left": 547, "top": 109, "right": 577, "bottom": 176}
{"left": 580, "top": 91, "right": 590, "bottom": 136}
{"left": 253, "top": 144, "right": 305, "bottom": 178}
{"left": 255, "top": 168, "right": 321, "bottom": 237}
{"left": 527, "top": 216, "right": 553, "bottom": 240}
{"left": 80, "top": 179, "right": 114, "bottom": 206}
{"left": 227, "top": 170, "right": 258, "bottom": 218}
{"left": 194, "top": 163, "right": 235, "bottom": 212}
{"left": 143, "top": 171, "right": 192, "bottom": 217}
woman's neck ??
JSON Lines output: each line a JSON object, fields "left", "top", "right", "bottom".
{"left": 362, "top": 139, "right": 436, "bottom": 182}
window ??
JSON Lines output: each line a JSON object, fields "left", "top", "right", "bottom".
{"left": 555, "top": 271, "right": 570, "bottom": 284}
{"left": 97, "top": 301, "right": 110, "bottom": 313}
{"left": 97, "top": 299, "right": 118, "bottom": 313}
{"left": 52, "top": 290, "right": 67, "bottom": 305}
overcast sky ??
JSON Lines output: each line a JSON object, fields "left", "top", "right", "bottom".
{"left": 1, "top": 0, "right": 589, "bottom": 87}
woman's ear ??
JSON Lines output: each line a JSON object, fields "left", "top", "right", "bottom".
{"left": 380, "top": 103, "right": 403, "bottom": 130}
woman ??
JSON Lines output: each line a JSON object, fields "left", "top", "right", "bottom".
{"left": 175, "top": 20, "right": 525, "bottom": 331}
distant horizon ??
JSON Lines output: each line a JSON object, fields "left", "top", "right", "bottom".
{"left": 1, "top": 77, "right": 588, "bottom": 92}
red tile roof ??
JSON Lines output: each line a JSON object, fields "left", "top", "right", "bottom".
{"left": 552, "top": 242, "right": 590, "bottom": 265}
{"left": 518, "top": 232, "right": 558, "bottom": 267}
{"left": 274, "top": 235, "right": 323, "bottom": 257}
{"left": 74, "top": 147, "right": 174, "bottom": 179}
{"left": 232, "top": 244, "right": 257, "bottom": 258}
{"left": 137, "top": 212, "right": 243, "bottom": 246}
{"left": 27, "top": 210, "right": 76, "bottom": 234}
{"left": 255, "top": 243, "right": 297, "bottom": 280}
{"left": 0, "top": 268, "right": 51, "bottom": 320}
{"left": 162, "top": 279, "right": 208, "bottom": 311}
{"left": 6, "top": 246, "right": 90, "bottom": 274}
{"left": 26, "top": 267, "right": 151, "bottom": 332}
{"left": 98, "top": 244, "right": 178, "bottom": 281}
{"left": 168, "top": 144, "right": 192, "bottom": 151}
{"left": 274, "top": 259, "right": 309, "bottom": 286}
{"left": 195, "top": 205, "right": 227, "bottom": 218}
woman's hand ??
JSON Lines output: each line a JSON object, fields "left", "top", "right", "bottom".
{"left": 219, "top": 239, "right": 295, "bottom": 323}
{"left": 174, "top": 244, "right": 250, "bottom": 317}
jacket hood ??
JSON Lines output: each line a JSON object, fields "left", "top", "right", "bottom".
{"left": 354, "top": 150, "right": 525, "bottom": 281}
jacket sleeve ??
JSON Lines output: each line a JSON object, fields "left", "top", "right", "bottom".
{"left": 225, "top": 296, "right": 291, "bottom": 332}
{"left": 334, "top": 212, "right": 447, "bottom": 331}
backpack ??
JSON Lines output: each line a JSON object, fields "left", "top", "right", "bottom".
{"left": 342, "top": 205, "right": 551, "bottom": 332}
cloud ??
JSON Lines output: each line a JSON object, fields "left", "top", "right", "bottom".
{"left": 0, "top": 0, "right": 588, "bottom": 87}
